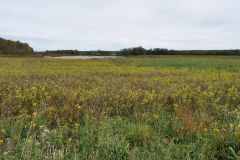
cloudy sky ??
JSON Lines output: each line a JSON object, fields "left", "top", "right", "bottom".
{"left": 0, "top": 0, "right": 240, "bottom": 51}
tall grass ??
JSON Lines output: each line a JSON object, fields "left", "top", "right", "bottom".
{"left": 0, "top": 56, "right": 239, "bottom": 159}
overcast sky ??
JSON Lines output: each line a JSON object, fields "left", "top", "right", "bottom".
{"left": 0, "top": 0, "right": 240, "bottom": 51}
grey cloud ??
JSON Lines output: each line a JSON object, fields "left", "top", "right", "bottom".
{"left": 0, "top": 0, "right": 240, "bottom": 50}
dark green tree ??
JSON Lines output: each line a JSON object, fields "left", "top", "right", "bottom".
{"left": 0, "top": 38, "right": 34, "bottom": 55}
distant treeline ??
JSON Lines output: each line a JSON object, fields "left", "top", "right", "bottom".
{"left": 1, "top": 37, "right": 239, "bottom": 56}
{"left": 41, "top": 46, "right": 240, "bottom": 56}
{"left": 0, "top": 38, "right": 34, "bottom": 55}
{"left": 120, "top": 47, "right": 240, "bottom": 56}
{"left": 39, "top": 50, "right": 118, "bottom": 56}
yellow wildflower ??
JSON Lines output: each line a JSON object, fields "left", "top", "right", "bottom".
{"left": 74, "top": 123, "right": 81, "bottom": 128}
{"left": 30, "top": 121, "right": 36, "bottom": 128}
{"left": 32, "top": 111, "right": 38, "bottom": 116}
{"left": 153, "top": 114, "right": 160, "bottom": 119}
{"left": 203, "top": 128, "right": 208, "bottom": 133}
{"left": 75, "top": 104, "right": 81, "bottom": 109}
{"left": 234, "top": 131, "right": 240, "bottom": 137}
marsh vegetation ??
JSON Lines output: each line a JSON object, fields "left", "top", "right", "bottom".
{"left": 0, "top": 56, "right": 239, "bottom": 159}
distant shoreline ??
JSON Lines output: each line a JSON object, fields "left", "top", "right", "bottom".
{"left": 44, "top": 55, "right": 125, "bottom": 59}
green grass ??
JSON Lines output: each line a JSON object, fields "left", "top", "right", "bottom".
{"left": 0, "top": 56, "right": 239, "bottom": 159}
{"left": 113, "top": 56, "right": 240, "bottom": 71}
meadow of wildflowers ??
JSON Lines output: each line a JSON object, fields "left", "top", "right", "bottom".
{"left": 0, "top": 56, "right": 240, "bottom": 159}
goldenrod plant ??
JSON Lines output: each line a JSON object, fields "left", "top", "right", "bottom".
{"left": 0, "top": 56, "right": 239, "bottom": 159}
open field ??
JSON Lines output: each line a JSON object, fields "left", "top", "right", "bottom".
{"left": 0, "top": 56, "right": 240, "bottom": 159}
